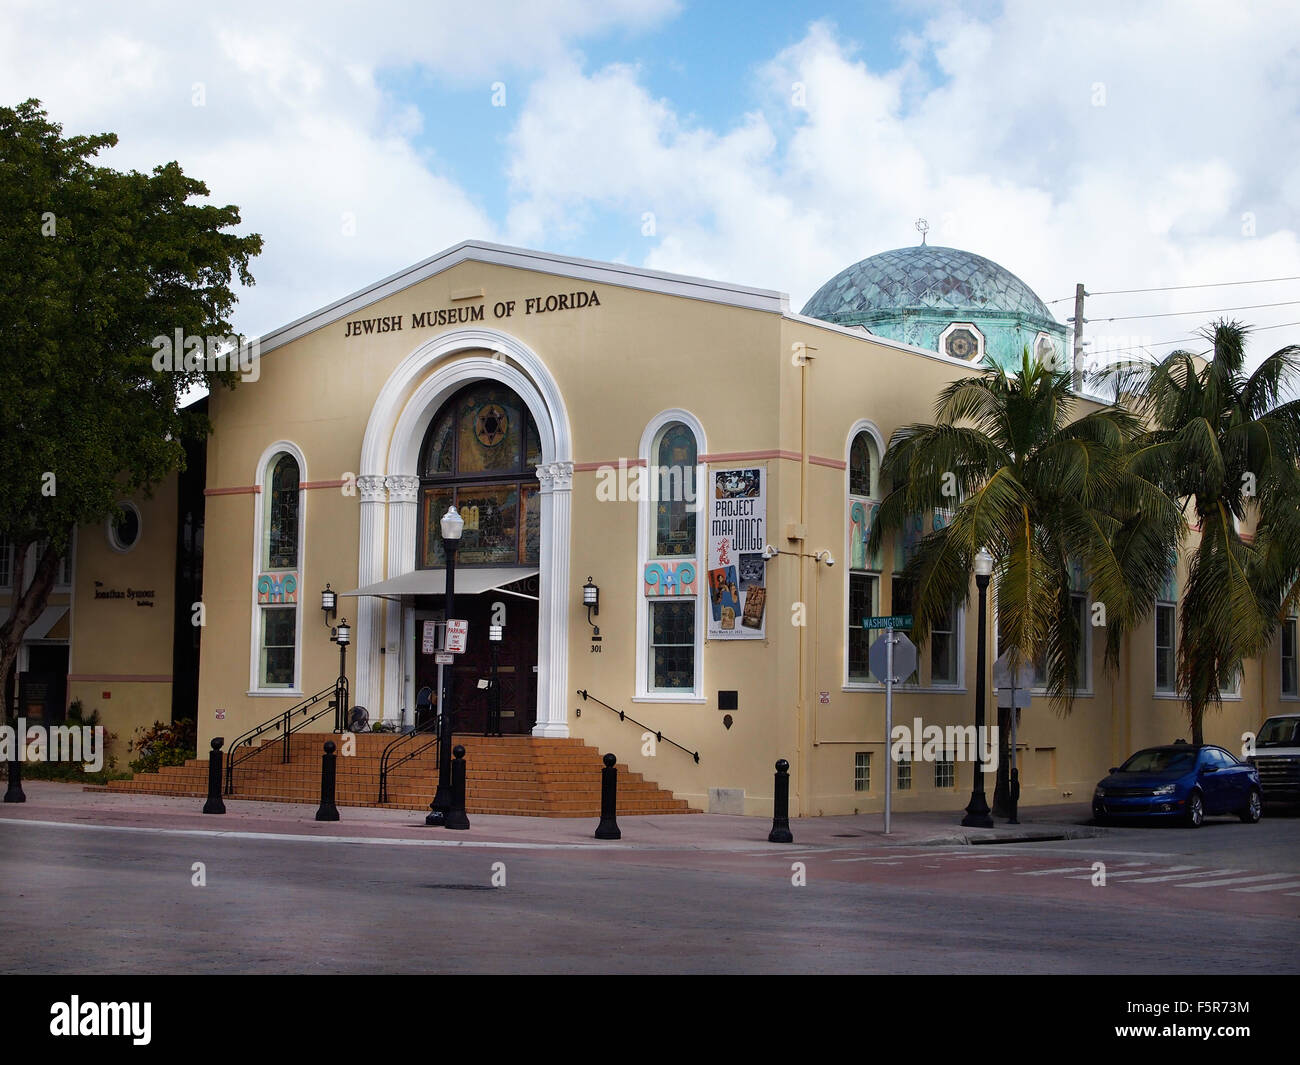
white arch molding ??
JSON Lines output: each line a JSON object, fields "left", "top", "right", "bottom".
{"left": 356, "top": 327, "right": 574, "bottom": 737}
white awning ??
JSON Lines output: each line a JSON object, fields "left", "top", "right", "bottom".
{"left": 342, "top": 567, "right": 539, "bottom": 601}
{"left": 0, "top": 605, "right": 68, "bottom": 640}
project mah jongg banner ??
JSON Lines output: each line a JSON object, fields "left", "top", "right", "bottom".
{"left": 707, "top": 467, "right": 767, "bottom": 639}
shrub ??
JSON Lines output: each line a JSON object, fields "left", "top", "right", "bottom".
{"left": 18, "top": 699, "right": 125, "bottom": 782}
{"left": 129, "top": 718, "right": 197, "bottom": 775}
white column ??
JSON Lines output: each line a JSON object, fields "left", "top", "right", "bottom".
{"left": 355, "top": 474, "right": 388, "bottom": 712}
{"left": 533, "top": 461, "right": 573, "bottom": 738}
{"left": 384, "top": 473, "right": 420, "bottom": 726}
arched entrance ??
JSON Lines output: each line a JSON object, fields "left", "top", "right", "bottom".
{"left": 354, "top": 326, "right": 573, "bottom": 738}
{"left": 413, "top": 381, "right": 542, "bottom": 733}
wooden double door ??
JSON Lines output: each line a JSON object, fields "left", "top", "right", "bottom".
{"left": 414, "top": 591, "right": 537, "bottom": 735}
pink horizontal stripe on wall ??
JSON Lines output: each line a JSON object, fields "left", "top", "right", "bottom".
{"left": 302, "top": 479, "right": 347, "bottom": 490}
{"left": 204, "top": 485, "right": 259, "bottom": 496}
{"left": 68, "top": 674, "right": 173, "bottom": 683}
{"left": 572, "top": 459, "right": 648, "bottom": 472}
{"left": 699, "top": 449, "right": 802, "bottom": 463}
{"left": 808, "top": 455, "right": 847, "bottom": 470}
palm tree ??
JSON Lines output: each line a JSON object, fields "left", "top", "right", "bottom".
{"left": 868, "top": 349, "right": 1184, "bottom": 713}
{"left": 1113, "top": 320, "right": 1300, "bottom": 744}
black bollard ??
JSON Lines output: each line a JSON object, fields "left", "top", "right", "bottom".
{"left": 202, "top": 738, "right": 226, "bottom": 815}
{"left": 1008, "top": 767, "right": 1020, "bottom": 825}
{"left": 445, "top": 744, "right": 470, "bottom": 830}
{"left": 594, "top": 752, "right": 621, "bottom": 840}
{"left": 315, "top": 741, "right": 340, "bottom": 822}
{"left": 4, "top": 759, "right": 26, "bottom": 804}
{"left": 768, "top": 758, "right": 793, "bottom": 843}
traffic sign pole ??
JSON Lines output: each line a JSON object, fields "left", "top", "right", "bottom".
{"left": 885, "top": 623, "right": 893, "bottom": 835}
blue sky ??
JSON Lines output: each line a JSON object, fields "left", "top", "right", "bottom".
{"left": 2, "top": 0, "right": 1297, "bottom": 362}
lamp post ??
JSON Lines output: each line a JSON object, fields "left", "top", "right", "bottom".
{"left": 426, "top": 505, "right": 464, "bottom": 826}
{"left": 330, "top": 618, "right": 350, "bottom": 731}
{"left": 962, "top": 547, "right": 995, "bottom": 828}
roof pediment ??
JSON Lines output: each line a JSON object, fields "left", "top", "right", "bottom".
{"left": 257, "top": 240, "right": 788, "bottom": 355}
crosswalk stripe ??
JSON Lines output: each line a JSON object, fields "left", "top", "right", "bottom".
{"left": 1178, "top": 873, "right": 1295, "bottom": 889}
{"left": 1124, "top": 868, "right": 1244, "bottom": 884}
{"left": 1017, "top": 862, "right": 1149, "bottom": 877}
{"left": 1066, "top": 865, "right": 1198, "bottom": 881}
{"left": 1230, "top": 880, "right": 1300, "bottom": 893}
{"left": 830, "top": 857, "right": 899, "bottom": 864}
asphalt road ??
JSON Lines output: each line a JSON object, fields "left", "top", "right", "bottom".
{"left": 2, "top": 808, "right": 1296, "bottom": 974}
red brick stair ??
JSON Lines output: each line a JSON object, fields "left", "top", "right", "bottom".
{"left": 102, "top": 733, "right": 699, "bottom": 817}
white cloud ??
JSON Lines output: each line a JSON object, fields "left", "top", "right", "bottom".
{"left": 2, "top": 0, "right": 1297, "bottom": 365}
{"left": 504, "top": 3, "right": 1300, "bottom": 362}
{"left": 0, "top": 0, "right": 678, "bottom": 334}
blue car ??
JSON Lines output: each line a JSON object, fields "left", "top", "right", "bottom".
{"left": 1092, "top": 744, "right": 1263, "bottom": 827}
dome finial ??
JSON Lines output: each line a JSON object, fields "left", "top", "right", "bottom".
{"left": 914, "top": 217, "right": 929, "bottom": 245}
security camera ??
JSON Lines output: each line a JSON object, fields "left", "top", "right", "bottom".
{"left": 823, "top": 555, "right": 835, "bottom": 567}
{"left": 815, "top": 550, "right": 835, "bottom": 567}
{"left": 761, "top": 544, "right": 778, "bottom": 561}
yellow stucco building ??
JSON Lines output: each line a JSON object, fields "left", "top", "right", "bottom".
{"left": 7, "top": 240, "right": 1296, "bottom": 813}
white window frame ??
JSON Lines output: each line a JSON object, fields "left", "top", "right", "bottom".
{"left": 106, "top": 501, "right": 143, "bottom": 555}
{"left": 1154, "top": 600, "right": 1177, "bottom": 696}
{"left": 938, "top": 321, "right": 986, "bottom": 363}
{"left": 248, "top": 441, "right": 307, "bottom": 696}
{"left": 634, "top": 410, "right": 706, "bottom": 703}
{"left": 854, "top": 751, "right": 871, "bottom": 793}
{"left": 1282, "top": 615, "right": 1299, "bottom": 700}
{"left": 1031, "top": 591, "right": 1092, "bottom": 696}
{"left": 9, "top": 538, "right": 74, "bottom": 592}
{"left": 844, "top": 420, "right": 885, "bottom": 690}
{"left": 928, "top": 593, "right": 962, "bottom": 687}
{"left": 1222, "top": 661, "right": 1243, "bottom": 700}
{"left": 848, "top": 571, "right": 881, "bottom": 684}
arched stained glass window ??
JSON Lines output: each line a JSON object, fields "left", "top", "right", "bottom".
{"left": 653, "top": 422, "right": 697, "bottom": 557}
{"left": 418, "top": 382, "right": 542, "bottom": 568}
{"left": 849, "top": 431, "right": 877, "bottom": 499}
{"left": 266, "top": 453, "right": 300, "bottom": 569}
{"left": 255, "top": 446, "right": 304, "bottom": 691}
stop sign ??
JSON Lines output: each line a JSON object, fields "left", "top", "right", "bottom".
{"left": 868, "top": 630, "right": 917, "bottom": 683}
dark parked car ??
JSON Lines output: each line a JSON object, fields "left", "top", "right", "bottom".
{"left": 1092, "top": 744, "right": 1262, "bottom": 827}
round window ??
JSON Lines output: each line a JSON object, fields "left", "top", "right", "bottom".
{"left": 108, "top": 503, "right": 141, "bottom": 552}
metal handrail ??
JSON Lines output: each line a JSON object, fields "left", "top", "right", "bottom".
{"left": 575, "top": 689, "right": 700, "bottom": 763}
{"left": 377, "top": 717, "right": 439, "bottom": 804}
{"left": 224, "top": 679, "right": 345, "bottom": 794}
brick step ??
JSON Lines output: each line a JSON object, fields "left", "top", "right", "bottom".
{"left": 106, "top": 733, "right": 697, "bottom": 815}
{"left": 107, "top": 782, "right": 697, "bottom": 816}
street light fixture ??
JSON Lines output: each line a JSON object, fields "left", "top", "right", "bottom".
{"left": 329, "top": 617, "right": 350, "bottom": 731}
{"left": 582, "top": 577, "right": 600, "bottom": 639}
{"left": 962, "top": 547, "right": 995, "bottom": 827}
{"left": 321, "top": 583, "right": 337, "bottom": 623}
{"left": 427, "top": 506, "right": 463, "bottom": 826}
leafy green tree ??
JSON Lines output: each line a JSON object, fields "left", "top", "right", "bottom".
{"left": 868, "top": 350, "right": 1184, "bottom": 712}
{"left": 1114, "top": 320, "right": 1300, "bottom": 744}
{"left": 0, "top": 99, "right": 262, "bottom": 710}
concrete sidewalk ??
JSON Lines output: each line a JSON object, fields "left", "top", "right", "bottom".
{"left": 0, "top": 781, "right": 1104, "bottom": 850}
